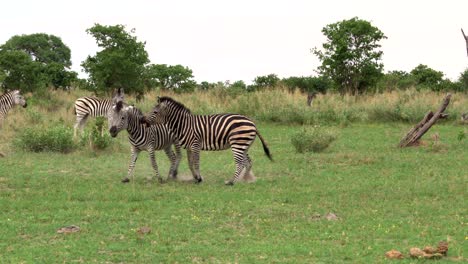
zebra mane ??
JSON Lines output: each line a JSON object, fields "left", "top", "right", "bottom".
{"left": 157, "top": 96, "right": 191, "bottom": 114}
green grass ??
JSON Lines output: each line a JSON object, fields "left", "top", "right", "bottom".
{"left": 0, "top": 123, "right": 466, "bottom": 263}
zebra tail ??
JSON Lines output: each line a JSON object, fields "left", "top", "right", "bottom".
{"left": 257, "top": 131, "right": 273, "bottom": 161}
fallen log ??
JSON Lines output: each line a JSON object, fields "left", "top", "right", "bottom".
{"left": 399, "top": 93, "right": 451, "bottom": 147}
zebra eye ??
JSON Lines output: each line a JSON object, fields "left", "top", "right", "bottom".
{"left": 121, "top": 116, "right": 125, "bottom": 120}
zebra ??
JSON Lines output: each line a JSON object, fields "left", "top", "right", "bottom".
{"left": 73, "top": 97, "right": 114, "bottom": 137}
{"left": 141, "top": 96, "right": 273, "bottom": 185}
{"left": 108, "top": 99, "right": 182, "bottom": 183}
{"left": 0, "top": 90, "right": 27, "bottom": 128}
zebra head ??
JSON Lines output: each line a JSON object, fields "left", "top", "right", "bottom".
{"left": 108, "top": 101, "right": 130, "bottom": 138}
{"left": 12, "top": 90, "right": 27, "bottom": 108}
{"left": 141, "top": 96, "right": 174, "bottom": 127}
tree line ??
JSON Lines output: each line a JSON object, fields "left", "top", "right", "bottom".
{"left": 1, "top": 19, "right": 467, "bottom": 98}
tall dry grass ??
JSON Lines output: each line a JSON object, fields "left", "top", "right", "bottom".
{"left": 1, "top": 87, "right": 466, "bottom": 152}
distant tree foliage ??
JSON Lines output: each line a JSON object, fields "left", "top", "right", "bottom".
{"left": 313, "top": 17, "right": 386, "bottom": 95}
{"left": 410, "top": 64, "right": 444, "bottom": 90}
{"left": 282, "top": 76, "right": 331, "bottom": 94}
{"left": 145, "top": 64, "right": 196, "bottom": 93}
{"left": 81, "top": 24, "right": 149, "bottom": 98}
{"left": 251, "top": 74, "right": 280, "bottom": 91}
{"left": 458, "top": 68, "right": 468, "bottom": 92}
{"left": 0, "top": 33, "right": 76, "bottom": 92}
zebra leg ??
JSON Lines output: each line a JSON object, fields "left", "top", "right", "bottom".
{"left": 123, "top": 147, "right": 139, "bottom": 183}
{"left": 225, "top": 151, "right": 248, "bottom": 186}
{"left": 187, "top": 147, "right": 203, "bottom": 183}
{"left": 149, "top": 147, "right": 163, "bottom": 183}
{"left": 242, "top": 154, "right": 256, "bottom": 183}
{"left": 163, "top": 146, "right": 177, "bottom": 181}
{"left": 171, "top": 142, "right": 182, "bottom": 179}
{"left": 74, "top": 115, "right": 88, "bottom": 137}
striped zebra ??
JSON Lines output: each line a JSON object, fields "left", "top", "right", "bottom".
{"left": 0, "top": 90, "right": 27, "bottom": 128}
{"left": 141, "top": 96, "right": 273, "bottom": 185}
{"left": 108, "top": 99, "right": 182, "bottom": 183}
{"left": 73, "top": 97, "right": 116, "bottom": 137}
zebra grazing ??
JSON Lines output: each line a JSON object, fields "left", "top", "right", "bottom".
{"left": 0, "top": 90, "right": 27, "bottom": 128}
{"left": 108, "top": 99, "right": 182, "bottom": 183}
{"left": 141, "top": 96, "right": 273, "bottom": 185}
{"left": 73, "top": 97, "right": 115, "bottom": 137}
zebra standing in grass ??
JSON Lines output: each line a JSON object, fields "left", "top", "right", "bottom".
{"left": 141, "top": 96, "right": 273, "bottom": 185}
{"left": 73, "top": 89, "right": 124, "bottom": 137}
{"left": 0, "top": 90, "right": 27, "bottom": 128}
{"left": 73, "top": 97, "right": 116, "bottom": 137}
{"left": 108, "top": 96, "right": 182, "bottom": 183}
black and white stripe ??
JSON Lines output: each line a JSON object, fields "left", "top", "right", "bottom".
{"left": 108, "top": 101, "right": 181, "bottom": 183}
{"left": 0, "top": 90, "right": 27, "bottom": 128}
{"left": 142, "top": 96, "right": 272, "bottom": 185}
{"left": 73, "top": 97, "right": 115, "bottom": 137}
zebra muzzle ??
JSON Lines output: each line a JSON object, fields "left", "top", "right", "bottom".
{"left": 109, "top": 126, "right": 118, "bottom": 137}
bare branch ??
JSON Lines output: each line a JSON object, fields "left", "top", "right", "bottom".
{"left": 462, "top": 28, "right": 468, "bottom": 56}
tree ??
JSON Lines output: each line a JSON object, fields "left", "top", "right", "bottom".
{"left": 313, "top": 17, "right": 386, "bottom": 95}
{"left": 282, "top": 76, "right": 330, "bottom": 94}
{"left": 251, "top": 74, "right": 280, "bottom": 91}
{"left": 81, "top": 24, "right": 149, "bottom": 98}
{"left": 145, "top": 64, "right": 196, "bottom": 93}
{"left": 0, "top": 33, "right": 75, "bottom": 91}
{"left": 458, "top": 68, "right": 468, "bottom": 92}
{"left": 376, "top": 71, "right": 416, "bottom": 92}
{"left": 410, "top": 64, "right": 444, "bottom": 91}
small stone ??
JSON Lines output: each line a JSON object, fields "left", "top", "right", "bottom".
{"left": 385, "top": 249, "right": 404, "bottom": 259}
{"left": 137, "top": 226, "right": 151, "bottom": 235}
{"left": 57, "top": 225, "right": 80, "bottom": 234}
{"left": 409, "top": 247, "right": 425, "bottom": 258}
{"left": 325, "top": 212, "right": 339, "bottom": 221}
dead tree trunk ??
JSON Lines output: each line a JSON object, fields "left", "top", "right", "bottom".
{"left": 462, "top": 28, "right": 468, "bottom": 56}
{"left": 307, "top": 92, "right": 317, "bottom": 107}
{"left": 399, "top": 93, "right": 451, "bottom": 147}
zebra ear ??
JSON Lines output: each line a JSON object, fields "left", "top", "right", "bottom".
{"left": 157, "top": 96, "right": 161, "bottom": 103}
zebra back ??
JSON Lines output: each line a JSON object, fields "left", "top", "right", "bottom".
{"left": 0, "top": 90, "right": 27, "bottom": 120}
{"left": 74, "top": 97, "right": 113, "bottom": 118}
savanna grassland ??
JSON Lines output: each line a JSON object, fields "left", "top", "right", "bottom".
{"left": 0, "top": 88, "right": 467, "bottom": 263}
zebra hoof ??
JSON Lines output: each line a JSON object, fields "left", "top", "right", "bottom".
{"left": 224, "top": 180, "right": 234, "bottom": 186}
{"left": 194, "top": 177, "right": 203, "bottom": 184}
{"left": 121, "top": 178, "right": 130, "bottom": 183}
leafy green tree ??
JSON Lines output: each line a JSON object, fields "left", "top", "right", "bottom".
{"left": 251, "top": 74, "right": 280, "bottom": 91}
{"left": 145, "top": 64, "right": 196, "bottom": 93}
{"left": 0, "top": 50, "right": 46, "bottom": 92}
{"left": 198, "top": 81, "right": 216, "bottom": 90}
{"left": 457, "top": 68, "right": 468, "bottom": 92}
{"left": 282, "top": 76, "right": 330, "bottom": 94}
{"left": 81, "top": 24, "right": 149, "bottom": 97}
{"left": 0, "top": 33, "right": 75, "bottom": 91}
{"left": 313, "top": 17, "right": 386, "bottom": 95}
{"left": 376, "top": 71, "right": 416, "bottom": 92}
{"left": 410, "top": 64, "right": 444, "bottom": 91}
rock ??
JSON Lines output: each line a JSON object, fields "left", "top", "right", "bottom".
{"left": 409, "top": 247, "right": 425, "bottom": 258}
{"left": 436, "top": 240, "right": 448, "bottom": 256}
{"left": 57, "top": 225, "right": 80, "bottom": 234}
{"left": 325, "top": 212, "right": 339, "bottom": 221}
{"left": 385, "top": 249, "right": 404, "bottom": 259}
{"left": 137, "top": 226, "right": 151, "bottom": 235}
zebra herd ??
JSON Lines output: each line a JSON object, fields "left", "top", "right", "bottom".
{"left": 0, "top": 89, "right": 272, "bottom": 185}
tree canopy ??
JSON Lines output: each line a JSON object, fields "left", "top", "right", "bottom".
{"left": 145, "top": 64, "right": 196, "bottom": 93}
{"left": 313, "top": 17, "right": 386, "bottom": 95}
{"left": 81, "top": 24, "right": 149, "bottom": 98}
{"left": 0, "top": 33, "right": 76, "bottom": 92}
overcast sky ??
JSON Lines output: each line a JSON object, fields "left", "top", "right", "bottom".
{"left": 1, "top": 0, "right": 467, "bottom": 83}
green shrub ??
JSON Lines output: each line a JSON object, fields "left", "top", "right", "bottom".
{"left": 290, "top": 126, "right": 337, "bottom": 153}
{"left": 14, "top": 124, "right": 75, "bottom": 153}
{"left": 79, "top": 117, "right": 112, "bottom": 151}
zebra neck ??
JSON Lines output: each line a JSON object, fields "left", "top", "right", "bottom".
{"left": 126, "top": 112, "right": 145, "bottom": 137}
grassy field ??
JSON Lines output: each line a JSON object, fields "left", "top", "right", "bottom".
{"left": 0, "top": 119, "right": 466, "bottom": 262}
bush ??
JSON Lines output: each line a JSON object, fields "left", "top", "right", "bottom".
{"left": 14, "top": 124, "right": 75, "bottom": 153}
{"left": 290, "top": 126, "right": 337, "bottom": 153}
{"left": 79, "top": 117, "right": 112, "bottom": 151}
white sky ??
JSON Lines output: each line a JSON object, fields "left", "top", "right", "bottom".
{"left": 1, "top": 0, "right": 467, "bottom": 83}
